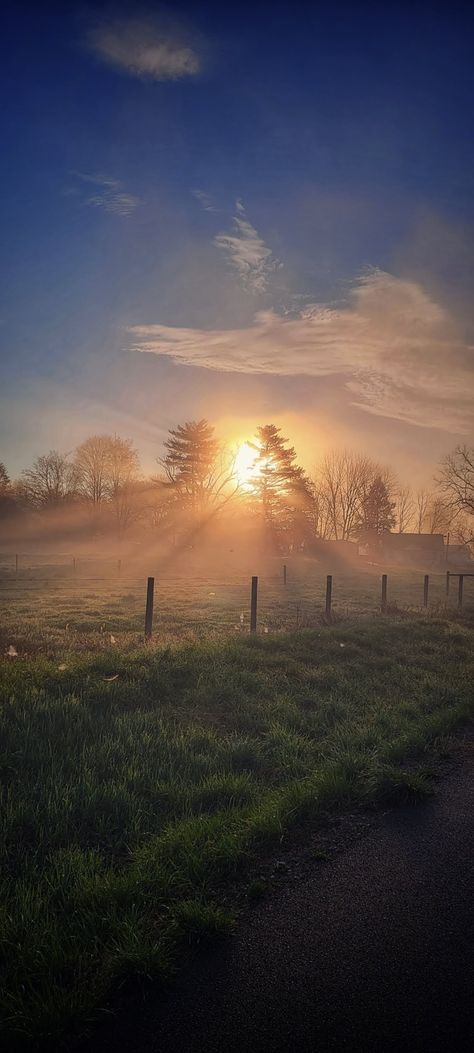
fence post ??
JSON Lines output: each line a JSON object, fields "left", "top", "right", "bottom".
{"left": 72, "top": 556, "right": 76, "bottom": 573}
{"left": 423, "top": 574, "right": 429, "bottom": 608}
{"left": 381, "top": 574, "right": 388, "bottom": 613}
{"left": 283, "top": 563, "right": 287, "bottom": 586}
{"left": 458, "top": 575, "right": 464, "bottom": 610}
{"left": 144, "top": 577, "right": 155, "bottom": 642}
{"left": 446, "top": 570, "right": 450, "bottom": 598}
{"left": 117, "top": 559, "right": 122, "bottom": 577}
{"left": 325, "top": 574, "right": 332, "bottom": 620}
{"left": 250, "top": 576, "right": 258, "bottom": 633}
{"left": 15, "top": 554, "right": 18, "bottom": 574}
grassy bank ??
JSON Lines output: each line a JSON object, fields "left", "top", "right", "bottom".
{"left": 1, "top": 614, "right": 473, "bottom": 1047}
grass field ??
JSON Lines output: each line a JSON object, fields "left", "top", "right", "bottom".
{"left": 1, "top": 556, "right": 472, "bottom": 654}
{"left": 1, "top": 603, "right": 474, "bottom": 1047}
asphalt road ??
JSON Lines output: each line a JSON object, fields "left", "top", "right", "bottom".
{"left": 85, "top": 740, "right": 474, "bottom": 1053}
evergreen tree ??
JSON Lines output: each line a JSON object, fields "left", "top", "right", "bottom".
{"left": 0, "top": 462, "right": 10, "bottom": 496}
{"left": 160, "top": 420, "right": 225, "bottom": 523}
{"left": 358, "top": 475, "right": 396, "bottom": 542}
{"left": 249, "top": 425, "right": 314, "bottom": 548}
{"left": 0, "top": 461, "right": 15, "bottom": 520}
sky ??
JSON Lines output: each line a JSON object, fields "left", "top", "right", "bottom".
{"left": 1, "top": 0, "right": 473, "bottom": 484}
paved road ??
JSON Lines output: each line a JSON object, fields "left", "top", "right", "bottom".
{"left": 87, "top": 742, "right": 474, "bottom": 1053}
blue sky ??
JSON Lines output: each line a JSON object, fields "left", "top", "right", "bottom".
{"left": 1, "top": 1, "right": 473, "bottom": 481}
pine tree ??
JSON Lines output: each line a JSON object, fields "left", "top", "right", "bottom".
{"left": 0, "top": 461, "right": 14, "bottom": 520}
{"left": 358, "top": 475, "right": 396, "bottom": 542}
{"left": 249, "top": 425, "right": 314, "bottom": 548}
{"left": 160, "top": 419, "right": 221, "bottom": 521}
{"left": 0, "top": 462, "right": 10, "bottom": 496}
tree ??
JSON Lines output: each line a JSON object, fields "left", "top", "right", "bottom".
{"left": 415, "top": 489, "right": 429, "bottom": 533}
{"left": 394, "top": 484, "right": 415, "bottom": 533}
{"left": 159, "top": 420, "right": 235, "bottom": 525}
{"left": 316, "top": 451, "right": 378, "bottom": 541}
{"left": 248, "top": 425, "right": 314, "bottom": 547}
{"left": 0, "top": 462, "right": 10, "bottom": 496}
{"left": 106, "top": 436, "right": 141, "bottom": 536}
{"left": 425, "top": 495, "right": 452, "bottom": 535}
{"left": 0, "top": 461, "right": 15, "bottom": 521}
{"left": 74, "top": 436, "right": 113, "bottom": 508}
{"left": 358, "top": 475, "right": 396, "bottom": 542}
{"left": 20, "top": 451, "right": 77, "bottom": 508}
{"left": 74, "top": 433, "right": 140, "bottom": 514}
{"left": 438, "top": 445, "right": 474, "bottom": 519}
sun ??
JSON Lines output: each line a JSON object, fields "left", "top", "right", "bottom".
{"left": 234, "top": 442, "right": 258, "bottom": 490}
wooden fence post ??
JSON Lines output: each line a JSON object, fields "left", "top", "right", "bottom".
{"left": 72, "top": 556, "right": 76, "bottom": 573}
{"left": 423, "top": 574, "right": 429, "bottom": 608}
{"left": 250, "top": 576, "right": 258, "bottom": 633}
{"left": 446, "top": 570, "right": 450, "bottom": 598}
{"left": 283, "top": 563, "right": 287, "bottom": 586}
{"left": 325, "top": 575, "right": 332, "bottom": 620}
{"left": 117, "top": 559, "right": 122, "bottom": 577}
{"left": 144, "top": 577, "right": 155, "bottom": 642}
{"left": 458, "top": 575, "right": 464, "bottom": 610}
{"left": 381, "top": 574, "right": 388, "bottom": 613}
{"left": 15, "top": 554, "right": 18, "bottom": 574}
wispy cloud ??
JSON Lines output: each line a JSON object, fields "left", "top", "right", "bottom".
{"left": 86, "top": 16, "right": 201, "bottom": 81}
{"left": 192, "top": 188, "right": 219, "bottom": 213}
{"left": 214, "top": 202, "right": 281, "bottom": 295}
{"left": 128, "top": 270, "right": 474, "bottom": 433}
{"left": 69, "top": 172, "right": 140, "bottom": 217}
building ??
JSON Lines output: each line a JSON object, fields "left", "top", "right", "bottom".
{"left": 380, "top": 533, "right": 446, "bottom": 567}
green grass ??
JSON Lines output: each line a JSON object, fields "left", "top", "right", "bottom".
{"left": 1, "top": 562, "right": 472, "bottom": 655}
{"left": 0, "top": 613, "right": 473, "bottom": 1047}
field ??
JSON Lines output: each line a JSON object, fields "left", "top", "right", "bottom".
{"left": 1, "top": 558, "right": 474, "bottom": 1047}
{"left": 1, "top": 552, "right": 472, "bottom": 653}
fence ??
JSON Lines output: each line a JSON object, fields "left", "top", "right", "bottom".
{"left": 1, "top": 554, "right": 473, "bottom": 648}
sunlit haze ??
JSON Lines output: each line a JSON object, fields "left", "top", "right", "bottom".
{"left": 0, "top": 3, "right": 473, "bottom": 486}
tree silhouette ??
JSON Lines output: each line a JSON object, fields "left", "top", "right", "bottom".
{"left": 0, "top": 462, "right": 10, "bottom": 496}
{"left": 249, "top": 425, "right": 314, "bottom": 548}
{"left": 0, "top": 461, "right": 14, "bottom": 520}
{"left": 20, "top": 451, "right": 77, "bottom": 508}
{"left": 316, "top": 451, "right": 379, "bottom": 541}
{"left": 160, "top": 419, "right": 235, "bottom": 525}
{"left": 358, "top": 475, "right": 395, "bottom": 542}
{"left": 438, "top": 445, "right": 474, "bottom": 518}
{"left": 75, "top": 436, "right": 138, "bottom": 506}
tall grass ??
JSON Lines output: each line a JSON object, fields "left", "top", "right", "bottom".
{"left": 0, "top": 614, "right": 473, "bottom": 1046}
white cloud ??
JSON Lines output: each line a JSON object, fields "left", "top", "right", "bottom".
{"left": 87, "top": 16, "right": 201, "bottom": 80}
{"left": 214, "top": 202, "right": 281, "bottom": 295}
{"left": 70, "top": 172, "right": 140, "bottom": 217}
{"left": 192, "top": 189, "right": 219, "bottom": 212}
{"left": 127, "top": 270, "right": 474, "bottom": 433}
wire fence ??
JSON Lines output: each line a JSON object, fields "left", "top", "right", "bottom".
{"left": 1, "top": 551, "right": 473, "bottom": 650}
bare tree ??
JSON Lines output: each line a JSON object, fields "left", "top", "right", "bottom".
{"left": 74, "top": 436, "right": 112, "bottom": 508}
{"left": 74, "top": 435, "right": 141, "bottom": 534}
{"left": 316, "top": 451, "right": 378, "bottom": 541}
{"left": 415, "top": 489, "right": 429, "bottom": 533}
{"left": 107, "top": 437, "right": 141, "bottom": 536}
{"left": 20, "top": 451, "right": 77, "bottom": 508}
{"left": 438, "top": 445, "right": 474, "bottom": 519}
{"left": 425, "top": 495, "right": 452, "bottom": 535}
{"left": 394, "top": 485, "right": 415, "bottom": 533}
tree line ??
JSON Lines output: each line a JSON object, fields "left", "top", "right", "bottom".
{"left": 0, "top": 422, "right": 473, "bottom": 550}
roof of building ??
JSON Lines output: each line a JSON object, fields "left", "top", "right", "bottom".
{"left": 383, "top": 533, "right": 445, "bottom": 549}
